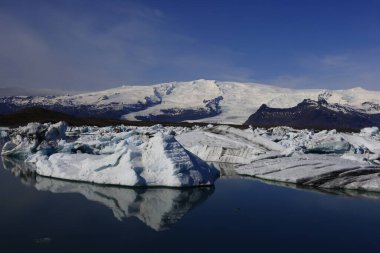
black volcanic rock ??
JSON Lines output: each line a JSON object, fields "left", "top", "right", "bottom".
{"left": 243, "top": 99, "right": 380, "bottom": 130}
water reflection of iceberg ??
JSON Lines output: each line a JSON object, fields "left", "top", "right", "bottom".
{"left": 251, "top": 176, "right": 380, "bottom": 200}
{"left": 2, "top": 157, "right": 214, "bottom": 231}
{"left": 2, "top": 156, "right": 36, "bottom": 186}
{"left": 36, "top": 178, "right": 214, "bottom": 231}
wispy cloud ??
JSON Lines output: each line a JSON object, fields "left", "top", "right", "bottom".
{"left": 1, "top": 1, "right": 379, "bottom": 91}
{"left": 0, "top": 2, "right": 252, "bottom": 90}
{"left": 319, "top": 54, "right": 351, "bottom": 67}
{"left": 270, "top": 49, "right": 380, "bottom": 90}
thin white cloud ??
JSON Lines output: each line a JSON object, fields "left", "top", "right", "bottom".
{"left": 2, "top": 2, "right": 379, "bottom": 91}
{"left": 270, "top": 50, "right": 380, "bottom": 90}
{"left": 0, "top": 3, "right": 252, "bottom": 90}
{"left": 320, "top": 54, "right": 351, "bottom": 67}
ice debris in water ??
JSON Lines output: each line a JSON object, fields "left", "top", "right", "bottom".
{"left": 1, "top": 122, "right": 67, "bottom": 157}
{"left": 0, "top": 127, "right": 8, "bottom": 138}
{"left": 2, "top": 121, "right": 380, "bottom": 191}
{"left": 234, "top": 126, "right": 380, "bottom": 192}
{"left": 360, "top": 127, "right": 379, "bottom": 137}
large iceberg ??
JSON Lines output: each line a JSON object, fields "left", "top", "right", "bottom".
{"left": 176, "top": 125, "right": 284, "bottom": 164}
{"left": 1, "top": 122, "right": 218, "bottom": 187}
{"left": 34, "top": 132, "right": 217, "bottom": 187}
{"left": 234, "top": 126, "right": 380, "bottom": 192}
{"left": 236, "top": 155, "right": 380, "bottom": 192}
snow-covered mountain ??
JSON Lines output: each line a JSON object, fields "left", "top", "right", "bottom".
{"left": 1, "top": 79, "right": 380, "bottom": 124}
{"left": 245, "top": 98, "right": 380, "bottom": 129}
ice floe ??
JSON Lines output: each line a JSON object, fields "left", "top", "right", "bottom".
{"left": 236, "top": 155, "right": 380, "bottom": 192}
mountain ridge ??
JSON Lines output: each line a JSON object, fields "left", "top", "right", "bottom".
{"left": 244, "top": 98, "right": 380, "bottom": 130}
{"left": 1, "top": 79, "right": 380, "bottom": 125}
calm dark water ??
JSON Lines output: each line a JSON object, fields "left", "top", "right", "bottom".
{"left": 2, "top": 157, "right": 380, "bottom": 253}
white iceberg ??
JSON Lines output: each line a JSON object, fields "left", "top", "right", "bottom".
{"left": 1, "top": 121, "right": 67, "bottom": 157}
{"left": 0, "top": 129, "right": 8, "bottom": 138}
{"left": 360, "top": 127, "right": 379, "bottom": 137}
{"left": 305, "top": 134, "right": 351, "bottom": 154}
{"left": 34, "top": 132, "right": 218, "bottom": 187}
{"left": 341, "top": 133, "right": 380, "bottom": 155}
{"left": 236, "top": 154, "right": 380, "bottom": 192}
{"left": 0, "top": 123, "right": 218, "bottom": 187}
{"left": 176, "top": 125, "right": 284, "bottom": 164}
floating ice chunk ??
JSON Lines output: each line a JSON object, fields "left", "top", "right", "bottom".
{"left": 140, "top": 133, "right": 218, "bottom": 186}
{"left": 280, "top": 146, "right": 304, "bottom": 157}
{"left": 45, "top": 121, "right": 67, "bottom": 141}
{"left": 369, "top": 153, "right": 380, "bottom": 161}
{"left": 236, "top": 154, "right": 380, "bottom": 192}
{"left": 341, "top": 134, "right": 380, "bottom": 155}
{"left": 1, "top": 137, "right": 36, "bottom": 157}
{"left": 0, "top": 130, "right": 8, "bottom": 138}
{"left": 32, "top": 132, "right": 218, "bottom": 187}
{"left": 1, "top": 122, "right": 68, "bottom": 157}
{"left": 176, "top": 125, "right": 284, "bottom": 164}
{"left": 340, "top": 153, "right": 368, "bottom": 163}
{"left": 35, "top": 148, "right": 141, "bottom": 186}
{"left": 305, "top": 135, "right": 351, "bottom": 154}
{"left": 360, "top": 127, "right": 379, "bottom": 137}
{"left": 20, "top": 122, "right": 46, "bottom": 136}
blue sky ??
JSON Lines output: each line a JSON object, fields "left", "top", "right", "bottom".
{"left": 1, "top": 0, "right": 379, "bottom": 91}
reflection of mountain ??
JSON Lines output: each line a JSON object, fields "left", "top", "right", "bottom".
{"left": 1, "top": 157, "right": 214, "bottom": 231}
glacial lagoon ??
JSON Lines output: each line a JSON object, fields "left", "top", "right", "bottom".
{"left": 2, "top": 156, "right": 380, "bottom": 253}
